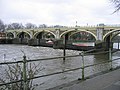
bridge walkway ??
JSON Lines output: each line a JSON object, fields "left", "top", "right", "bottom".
{"left": 48, "top": 68, "right": 120, "bottom": 90}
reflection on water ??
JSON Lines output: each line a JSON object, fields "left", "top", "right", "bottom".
{"left": 0, "top": 44, "right": 120, "bottom": 89}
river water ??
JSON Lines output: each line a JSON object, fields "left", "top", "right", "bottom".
{"left": 0, "top": 43, "right": 120, "bottom": 90}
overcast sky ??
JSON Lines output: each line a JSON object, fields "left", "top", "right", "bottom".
{"left": 0, "top": 0, "right": 120, "bottom": 26}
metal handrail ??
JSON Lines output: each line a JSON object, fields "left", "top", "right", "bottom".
{"left": 0, "top": 61, "right": 23, "bottom": 65}
{"left": 0, "top": 54, "right": 80, "bottom": 65}
{"left": 27, "top": 54, "right": 80, "bottom": 62}
{"left": 84, "top": 58, "right": 120, "bottom": 68}
{"left": 0, "top": 50, "right": 112, "bottom": 65}
{"left": 0, "top": 50, "right": 120, "bottom": 89}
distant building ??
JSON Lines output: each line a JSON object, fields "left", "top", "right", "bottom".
{"left": 0, "top": 32, "right": 6, "bottom": 39}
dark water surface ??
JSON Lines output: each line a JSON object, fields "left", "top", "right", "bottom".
{"left": 0, "top": 44, "right": 120, "bottom": 90}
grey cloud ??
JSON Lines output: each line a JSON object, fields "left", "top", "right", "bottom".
{"left": 35, "top": 0, "right": 72, "bottom": 4}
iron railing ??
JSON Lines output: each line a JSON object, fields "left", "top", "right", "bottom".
{"left": 0, "top": 48, "right": 120, "bottom": 90}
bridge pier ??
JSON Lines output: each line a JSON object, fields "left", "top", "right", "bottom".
{"left": 95, "top": 40, "right": 113, "bottom": 51}
{"left": 53, "top": 39, "right": 63, "bottom": 49}
{"left": 95, "top": 24, "right": 113, "bottom": 51}
{"left": 12, "top": 38, "right": 29, "bottom": 44}
{"left": 28, "top": 39, "right": 53, "bottom": 47}
{"left": 103, "top": 33, "right": 113, "bottom": 51}
{"left": 12, "top": 38, "right": 21, "bottom": 44}
{"left": 28, "top": 39, "right": 39, "bottom": 46}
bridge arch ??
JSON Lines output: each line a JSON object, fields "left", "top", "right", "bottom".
{"left": 60, "top": 29, "right": 97, "bottom": 40}
{"left": 103, "top": 29, "right": 120, "bottom": 41}
{"left": 16, "top": 31, "right": 32, "bottom": 39}
{"left": 33, "top": 30, "right": 56, "bottom": 39}
{"left": 110, "top": 32, "right": 120, "bottom": 41}
{"left": 60, "top": 29, "right": 76, "bottom": 38}
{"left": 6, "top": 32, "right": 15, "bottom": 39}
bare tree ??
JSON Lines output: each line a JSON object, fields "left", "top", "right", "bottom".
{"left": 53, "top": 25, "right": 63, "bottom": 28}
{"left": 111, "top": 0, "right": 120, "bottom": 13}
{"left": 12, "top": 23, "right": 24, "bottom": 29}
{"left": 25, "top": 23, "right": 37, "bottom": 29}
{"left": 7, "top": 23, "right": 24, "bottom": 30}
{"left": 0, "top": 58, "right": 44, "bottom": 90}
{"left": 38, "top": 24, "right": 47, "bottom": 28}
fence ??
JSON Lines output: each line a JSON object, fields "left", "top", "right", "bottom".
{"left": 0, "top": 48, "right": 120, "bottom": 90}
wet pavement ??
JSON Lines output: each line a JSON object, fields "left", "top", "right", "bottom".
{"left": 49, "top": 68, "right": 120, "bottom": 90}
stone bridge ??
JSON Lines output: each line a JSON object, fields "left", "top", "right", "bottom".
{"left": 5, "top": 24, "right": 120, "bottom": 50}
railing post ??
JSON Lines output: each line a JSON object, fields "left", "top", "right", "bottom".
{"left": 63, "top": 35, "right": 66, "bottom": 62}
{"left": 23, "top": 55, "right": 27, "bottom": 90}
{"left": 118, "top": 40, "right": 119, "bottom": 50}
{"left": 81, "top": 51, "right": 85, "bottom": 80}
{"left": 109, "top": 48, "right": 112, "bottom": 70}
